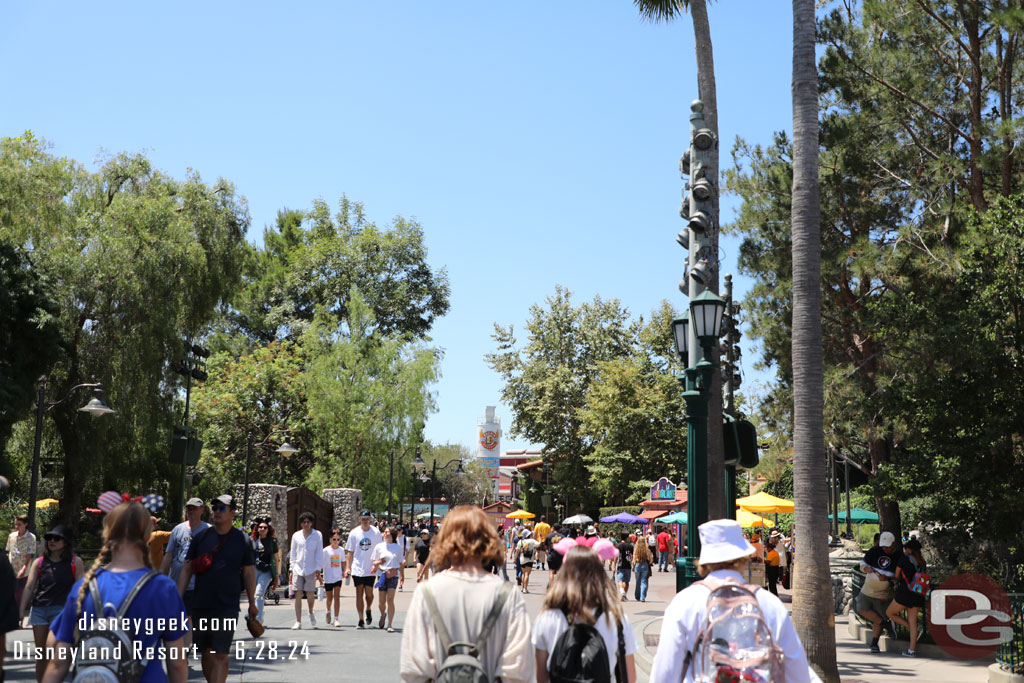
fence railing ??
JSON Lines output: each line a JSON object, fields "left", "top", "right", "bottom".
{"left": 997, "top": 593, "right": 1024, "bottom": 674}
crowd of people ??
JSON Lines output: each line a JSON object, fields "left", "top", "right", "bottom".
{"left": 0, "top": 492, "right": 905, "bottom": 682}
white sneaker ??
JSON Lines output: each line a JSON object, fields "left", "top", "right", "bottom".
{"left": 333, "top": 619, "right": 341, "bottom": 628}
{"left": 291, "top": 621, "right": 301, "bottom": 630}
{"left": 309, "top": 612, "right": 317, "bottom": 627}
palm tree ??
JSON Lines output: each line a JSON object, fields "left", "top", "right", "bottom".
{"left": 635, "top": 0, "right": 727, "bottom": 519}
{"left": 790, "top": 0, "right": 840, "bottom": 680}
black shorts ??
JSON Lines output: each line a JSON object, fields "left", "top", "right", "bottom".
{"left": 324, "top": 580, "right": 341, "bottom": 591}
{"left": 191, "top": 607, "right": 238, "bottom": 655}
{"left": 352, "top": 575, "right": 375, "bottom": 588}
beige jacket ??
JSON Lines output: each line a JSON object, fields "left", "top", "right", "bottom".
{"left": 400, "top": 570, "right": 533, "bottom": 683}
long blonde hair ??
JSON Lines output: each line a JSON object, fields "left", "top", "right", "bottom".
{"left": 76, "top": 501, "right": 152, "bottom": 614}
{"left": 633, "top": 539, "right": 653, "bottom": 564}
{"left": 542, "top": 546, "right": 622, "bottom": 626}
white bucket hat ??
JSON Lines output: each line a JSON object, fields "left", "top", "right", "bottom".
{"left": 698, "top": 519, "right": 756, "bottom": 565}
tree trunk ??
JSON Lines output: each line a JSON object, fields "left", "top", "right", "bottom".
{"left": 790, "top": 1, "right": 840, "bottom": 680}
{"left": 689, "top": 0, "right": 727, "bottom": 519}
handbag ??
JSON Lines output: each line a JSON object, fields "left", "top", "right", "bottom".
{"left": 191, "top": 532, "right": 230, "bottom": 575}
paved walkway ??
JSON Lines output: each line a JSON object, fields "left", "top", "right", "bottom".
{"left": 0, "top": 562, "right": 998, "bottom": 681}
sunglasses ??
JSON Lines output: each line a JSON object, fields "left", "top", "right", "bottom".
{"left": 212, "top": 505, "right": 228, "bottom": 512}
{"left": 258, "top": 525, "right": 268, "bottom": 530}
{"left": 331, "top": 536, "right": 341, "bottom": 540}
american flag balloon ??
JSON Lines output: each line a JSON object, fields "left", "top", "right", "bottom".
{"left": 141, "top": 494, "right": 166, "bottom": 515}
{"left": 97, "top": 491, "right": 122, "bottom": 513}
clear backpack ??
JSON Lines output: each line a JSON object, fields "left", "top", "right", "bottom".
{"left": 687, "top": 578, "right": 785, "bottom": 683}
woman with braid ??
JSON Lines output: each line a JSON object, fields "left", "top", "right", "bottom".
{"left": 43, "top": 501, "right": 189, "bottom": 683}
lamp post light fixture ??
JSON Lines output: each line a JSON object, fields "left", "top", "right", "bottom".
{"left": 674, "top": 289, "right": 727, "bottom": 590}
{"left": 412, "top": 453, "right": 465, "bottom": 523}
{"left": 387, "top": 445, "right": 421, "bottom": 523}
{"left": 242, "top": 431, "right": 298, "bottom": 529}
{"left": 30, "top": 378, "right": 115, "bottom": 532}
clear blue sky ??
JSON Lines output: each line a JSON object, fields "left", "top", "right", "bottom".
{"left": 1, "top": 2, "right": 793, "bottom": 455}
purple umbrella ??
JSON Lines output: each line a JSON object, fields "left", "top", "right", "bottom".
{"left": 599, "top": 512, "right": 649, "bottom": 525}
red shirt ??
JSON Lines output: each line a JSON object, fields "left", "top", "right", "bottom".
{"left": 656, "top": 531, "right": 671, "bottom": 552}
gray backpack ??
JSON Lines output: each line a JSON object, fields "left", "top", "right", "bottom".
{"left": 73, "top": 569, "right": 159, "bottom": 683}
{"left": 421, "top": 581, "right": 513, "bottom": 683}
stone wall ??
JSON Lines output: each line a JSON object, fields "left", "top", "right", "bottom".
{"left": 233, "top": 483, "right": 288, "bottom": 536}
{"left": 322, "top": 488, "right": 362, "bottom": 532}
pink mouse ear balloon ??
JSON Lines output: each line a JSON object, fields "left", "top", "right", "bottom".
{"left": 592, "top": 538, "right": 620, "bottom": 562}
{"left": 97, "top": 491, "right": 122, "bottom": 513}
{"left": 552, "top": 537, "right": 579, "bottom": 556}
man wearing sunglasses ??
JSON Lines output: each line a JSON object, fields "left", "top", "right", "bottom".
{"left": 178, "top": 494, "right": 257, "bottom": 683}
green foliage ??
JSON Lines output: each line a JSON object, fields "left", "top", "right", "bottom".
{"left": 487, "top": 286, "right": 639, "bottom": 510}
{"left": 0, "top": 239, "right": 62, "bottom": 460}
{"left": 301, "top": 291, "right": 439, "bottom": 508}
{"left": 0, "top": 135, "right": 249, "bottom": 526}
{"left": 227, "top": 196, "right": 450, "bottom": 343}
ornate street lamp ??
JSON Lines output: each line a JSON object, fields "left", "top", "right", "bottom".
{"left": 30, "top": 380, "right": 115, "bottom": 532}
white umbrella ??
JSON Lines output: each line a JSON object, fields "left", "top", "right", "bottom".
{"left": 562, "top": 514, "right": 593, "bottom": 525}
{"left": 416, "top": 511, "right": 442, "bottom": 519}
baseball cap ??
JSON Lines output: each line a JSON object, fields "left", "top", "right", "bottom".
{"left": 212, "top": 494, "right": 236, "bottom": 510}
{"left": 879, "top": 531, "right": 896, "bottom": 547}
{"left": 360, "top": 509, "right": 372, "bottom": 518}
{"left": 185, "top": 497, "right": 204, "bottom": 508}
{"left": 420, "top": 528, "right": 429, "bottom": 536}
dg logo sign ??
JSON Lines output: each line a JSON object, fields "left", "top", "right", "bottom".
{"left": 929, "top": 573, "right": 1013, "bottom": 659}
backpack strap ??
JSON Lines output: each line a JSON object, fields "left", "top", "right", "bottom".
{"left": 472, "top": 581, "right": 513, "bottom": 655}
{"left": 73, "top": 572, "right": 106, "bottom": 643}
{"left": 614, "top": 617, "right": 626, "bottom": 683}
{"left": 680, "top": 580, "right": 709, "bottom": 679}
{"left": 115, "top": 570, "right": 159, "bottom": 618}
{"left": 421, "top": 584, "right": 456, "bottom": 660}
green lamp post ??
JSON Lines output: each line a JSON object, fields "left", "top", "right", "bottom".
{"left": 672, "top": 291, "right": 726, "bottom": 590}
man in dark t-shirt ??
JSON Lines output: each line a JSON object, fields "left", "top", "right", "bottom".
{"left": 616, "top": 531, "right": 634, "bottom": 600}
{"left": 178, "top": 494, "right": 256, "bottom": 682}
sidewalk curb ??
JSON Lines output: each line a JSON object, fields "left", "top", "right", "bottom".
{"left": 845, "top": 617, "right": 964, "bottom": 660}
{"left": 633, "top": 617, "right": 661, "bottom": 677}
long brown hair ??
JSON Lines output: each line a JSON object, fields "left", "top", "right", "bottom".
{"left": 76, "top": 501, "right": 152, "bottom": 614}
{"left": 425, "top": 506, "right": 504, "bottom": 570}
{"left": 542, "top": 546, "right": 622, "bottom": 626}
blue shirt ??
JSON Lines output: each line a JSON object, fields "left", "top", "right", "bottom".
{"left": 50, "top": 568, "right": 189, "bottom": 683}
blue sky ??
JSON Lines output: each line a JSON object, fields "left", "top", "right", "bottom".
{"left": 1, "top": 2, "right": 793, "bottom": 455}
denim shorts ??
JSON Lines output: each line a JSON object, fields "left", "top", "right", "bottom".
{"left": 29, "top": 604, "right": 64, "bottom": 626}
{"left": 616, "top": 569, "right": 631, "bottom": 585}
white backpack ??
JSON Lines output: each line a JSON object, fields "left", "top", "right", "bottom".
{"left": 685, "top": 578, "right": 785, "bottom": 682}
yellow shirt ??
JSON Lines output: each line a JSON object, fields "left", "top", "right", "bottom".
{"left": 533, "top": 522, "right": 551, "bottom": 544}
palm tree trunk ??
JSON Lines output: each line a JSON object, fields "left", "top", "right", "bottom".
{"left": 689, "top": 0, "right": 727, "bottom": 519}
{"left": 790, "top": 1, "right": 840, "bottom": 680}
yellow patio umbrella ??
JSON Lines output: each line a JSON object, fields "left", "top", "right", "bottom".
{"left": 18, "top": 498, "right": 60, "bottom": 510}
{"left": 505, "top": 510, "right": 535, "bottom": 519}
{"left": 736, "top": 491, "right": 795, "bottom": 514}
{"left": 736, "top": 508, "right": 775, "bottom": 528}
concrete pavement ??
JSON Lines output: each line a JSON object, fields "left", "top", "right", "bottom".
{"left": 0, "top": 562, "right": 999, "bottom": 681}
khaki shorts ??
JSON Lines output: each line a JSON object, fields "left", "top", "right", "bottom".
{"left": 294, "top": 573, "right": 318, "bottom": 594}
{"left": 856, "top": 591, "right": 890, "bottom": 619}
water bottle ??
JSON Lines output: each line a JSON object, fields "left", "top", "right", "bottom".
{"left": 345, "top": 573, "right": 351, "bottom": 586}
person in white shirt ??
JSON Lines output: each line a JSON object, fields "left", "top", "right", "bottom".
{"left": 371, "top": 526, "right": 405, "bottom": 632}
{"left": 321, "top": 528, "right": 345, "bottom": 628}
{"left": 650, "top": 518, "right": 821, "bottom": 683}
{"left": 289, "top": 512, "right": 323, "bottom": 629}
{"left": 345, "top": 509, "right": 383, "bottom": 629}
{"left": 533, "top": 544, "right": 637, "bottom": 682}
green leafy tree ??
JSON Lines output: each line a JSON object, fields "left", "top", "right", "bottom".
{"left": 1, "top": 135, "right": 249, "bottom": 527}
{"left": 487, "top": 287, "right": 639, "bottom": 512}
{"left": 0, "top": 239, "right": 62, "bottom": 462}
{"left": 301, "top": 290, "right": 440, "bottom": 510}
{"left": 580, "top": 302, "right": 686, "bottom": 504}
{"left": 189, "top": 340, "right": 313, "bottom": 501}
{"left": 228, "top": 197, "right": 450, "bottom": 344}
